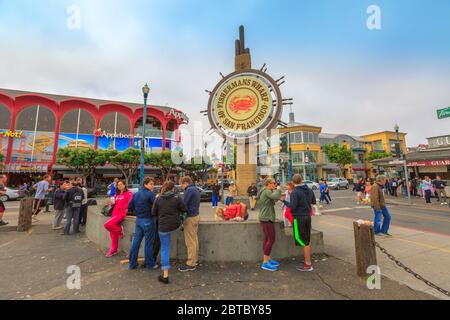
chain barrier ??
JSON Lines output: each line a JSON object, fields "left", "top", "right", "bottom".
{"left": 375, "top": 242, "right": 450, "bottom": 297}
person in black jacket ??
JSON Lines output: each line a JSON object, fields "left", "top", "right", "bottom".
{"left": 211, "top": 181, "right": 220, "bottom": 208}
{"left": 52, "top": 181, "right": 70, "bottom": 230}
{"left": 62, "top": 181, "right": 84, "bottom": 235}
{"left": 282, "top": 174, "right": 316, "bottom": 272}
{"left": 247, "top": 183, "right": 258, "bottom": 210}
{"left": 152, "top": 181, "right": 188, "bottom": 284}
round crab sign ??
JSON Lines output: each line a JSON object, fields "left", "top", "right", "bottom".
{"left": 208, "top": 70, "right": 283, "bottom": 140}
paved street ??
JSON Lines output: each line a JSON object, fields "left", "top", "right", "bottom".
{"left": 0, "top": 194, "right": 448, "bottom": 300}
{"left": 311, "top": 189, "right": 450, "bottom": 300}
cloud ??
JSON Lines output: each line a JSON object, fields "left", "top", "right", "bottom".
{"left": 0, "top": 0, "right": 449, "bottom": 158}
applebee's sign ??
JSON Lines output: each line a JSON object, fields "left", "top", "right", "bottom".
{"left": 167, "top": 109, "right": 187, "bottom": 121}
{"left": 94, "top": 129, "right": 140, "bottom": 139}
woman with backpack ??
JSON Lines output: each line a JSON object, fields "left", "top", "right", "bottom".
{"left": 152, "top": 181, "right": 188, "bottom": 284}
{"left": 62, "top": 181, "right": 84, "bottom": 235}
{"left": 103, "top": 181, "right": 133, "bottom": 257}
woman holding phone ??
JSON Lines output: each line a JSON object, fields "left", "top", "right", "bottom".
{"left": 104, "top": 180, "right": 133, "bottom": 257}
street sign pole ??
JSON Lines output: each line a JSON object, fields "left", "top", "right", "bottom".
{"left": 403, "top": 160, "right": 412, "bottom": 206}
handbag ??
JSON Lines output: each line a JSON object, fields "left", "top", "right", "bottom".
{"left": 283, "top": 207, "right": 293, "bottom": 224}
{"left": 101, "top": 203, "right": 114, "bottom": 217}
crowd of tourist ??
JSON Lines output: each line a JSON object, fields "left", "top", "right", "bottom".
{"left": 354, "top": 175, "right": 448, "bottom": 206}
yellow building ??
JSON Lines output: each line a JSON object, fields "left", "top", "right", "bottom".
{"left": 362, "top": 131, "right": 407, "bottom": 156}
{"left": 267, "top": 112, "right": 408, "bottom": 182}
{"left": 264, "top": 113, "right": 323, "bottom": 182}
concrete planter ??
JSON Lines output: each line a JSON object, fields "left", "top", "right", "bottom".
{"left": 86, "top": 207, "right": 324, "bottom": 262}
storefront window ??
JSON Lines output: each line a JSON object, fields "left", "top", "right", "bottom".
{"left": 134, "top": 116, "right": 165, "bottom": 152}
{"left": 59, "top": 109, "right": 96, "bottom": 149}
{"left": 0, "top": 105, "right": 11, "bottom": 155}
{"left": 12, "top": 105, "right": 56, "bottom": 162}
{"left": 98, "top": 112, "right": 132, "bottom": 151}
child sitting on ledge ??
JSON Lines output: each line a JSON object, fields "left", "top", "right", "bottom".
{"left": 215, "top": 202, "right": 249, "bottom": 221}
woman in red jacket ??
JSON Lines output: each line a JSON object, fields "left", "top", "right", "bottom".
{"left": 104, "top": 180, "right": 132, "bottom": 257}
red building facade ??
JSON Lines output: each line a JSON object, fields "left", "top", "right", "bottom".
{"left": 0, "top": 88, "right": 188, "bottom": 180}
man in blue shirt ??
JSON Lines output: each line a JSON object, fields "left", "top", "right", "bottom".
{"left": 32, "top": 174, "right": 53, "bottom": 221}
{"left": 128, "top": 177, "right": 158, "bottom": 269}
{"left": 319, "top": 181, "right": 330, "bottom": 205}
{"left": 179, "top": 176, "right": 201, "bottom": 272}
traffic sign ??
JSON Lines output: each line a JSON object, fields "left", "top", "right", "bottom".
{"left": 437, "top": 107, "right": 450, "bottom": 120}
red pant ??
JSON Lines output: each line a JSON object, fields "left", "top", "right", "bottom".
{"left": 261, "top": 222, "right": 276, "bottom": 256}
{"left": 104, "top": 214, "right": 125, "bottom": 254}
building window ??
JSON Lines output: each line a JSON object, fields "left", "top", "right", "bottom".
{"left": 99, "top": 112, "right": 132, "bottom": 151}
{"left": 373, "top": 140, "right": 383, "bottom": 151}
{"left": 289, "top": 132, "right": 303, "bottom": 144}
{"left": 12, "top": 105, "right": 56, "bottom": 162}
{"left": 0, "top": 105, "right": 11, "bottom": 155}
{"left": 59, "top": 109, "right": 96, "bottom": 150}
{"left": 134, "top": 116, "right": 165, "bottom": 152}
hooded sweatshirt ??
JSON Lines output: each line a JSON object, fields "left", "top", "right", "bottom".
{"left": 153, "top": 191, "right": 188, "bottom": 233}
{"left": 283, "top": 185, "right": 316, "bottom": 217}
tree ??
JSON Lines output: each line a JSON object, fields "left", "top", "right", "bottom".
{"left": 323, "top": 144, "right": 355, "bottom": 177}
{"left": 103, "top": 148, "right": 142, "bottom": 185}
{"left": 56, "top": 148, "right": 108, "bottom": 187}
{"left": 0, "top": 153, "right": 4, "bottom": 170}
{"left": 147, "top": 150, "right": 181, "bottom": 182}
{"left": 367, "top": 151, "right": 392, "bottom": 161}
{"left": 182, "top": 155, "right": 213, "bottom": 182}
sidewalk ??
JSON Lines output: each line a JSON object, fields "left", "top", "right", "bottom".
{"left": 0, "top": 221, "right": 435, "bottom": 300}
{"left": 312, "top": 214, "right": 450, "bottom": 300}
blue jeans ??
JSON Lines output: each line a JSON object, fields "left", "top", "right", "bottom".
{"left": 424, "top": 190, "right": 432, "bottom": 203}
{"left": 159, "top": 231, "right": 173, "bottom": 271}
{"left": 225, "top": 196, "right": 233, "bottom": 206}
{"left": 129, "top": 217, "right": 156, "bottom": 269}
{"left": 212, "top": 195, "right": 219, "bottom": 207}
{"left": 319, "top": 192, "right": 329, "bottom": 204}
{"left": 373, "top": 206, "right": 391, "bottom": 234}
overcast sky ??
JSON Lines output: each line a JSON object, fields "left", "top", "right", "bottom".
{"left": 1, "top": 0, "right": 449, "bottom": 156}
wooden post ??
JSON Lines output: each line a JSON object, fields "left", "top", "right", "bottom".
{"left": 17, "top": 198, "right": 34, "bottom": 232}
{"left": 353, "top": 221, "right": 377, "bottom": 277}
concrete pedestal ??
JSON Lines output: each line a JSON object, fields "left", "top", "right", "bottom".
{"left": 86, "top": 207, "right": 324, "bottom": 262}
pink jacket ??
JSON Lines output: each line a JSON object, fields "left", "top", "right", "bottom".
{"left": 112, "top": 191, "right": 132, "bottom": 217}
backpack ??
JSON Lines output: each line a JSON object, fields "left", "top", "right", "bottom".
{"left": 71, "top": 188, "right": 83, "bottom": 208}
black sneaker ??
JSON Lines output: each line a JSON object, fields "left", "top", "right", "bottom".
{"left": 178, "top": 265, "right": 197, "bottom": 272}
{"left": 158, "top": 275, "right": 169, "bottom": 284}
{"left": 0, "top": 220, "right": 9, "bottom": 226}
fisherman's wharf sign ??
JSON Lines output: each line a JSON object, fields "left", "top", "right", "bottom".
{"left": 208, "top": 70, "right": 282, "bottom": 140}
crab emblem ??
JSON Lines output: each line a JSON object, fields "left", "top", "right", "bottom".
{"left": 228, "top": 95, "right": 257, "bottom": 114}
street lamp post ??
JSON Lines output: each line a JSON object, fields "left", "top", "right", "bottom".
{"left": 305, "top": 144, "right": 311, "bottom": 181}
{"left": 140, "top": 83, "right": 150, "bottom": 188}
{"left": 287, "top": 133, "right": 293, "bottom": 180}
{"left": 394, "top": 124, "right": 412, "bottom": 205}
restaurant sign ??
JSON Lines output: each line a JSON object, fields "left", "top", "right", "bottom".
{"left": 407, "top": 160, "right": 450, "bottom": 167}
{"left": 208, "top": 70, "right": 283, "bottom": 140}
{"left": 0, "top": 130, "right": 23, "bottom": 138}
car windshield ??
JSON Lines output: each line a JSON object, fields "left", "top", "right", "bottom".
{"left": 330, "top": 179, "right": 339, "bottom": 182}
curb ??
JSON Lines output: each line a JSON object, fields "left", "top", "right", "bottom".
{"left": 386, "top": 200, "right": 450, "bottom": 212}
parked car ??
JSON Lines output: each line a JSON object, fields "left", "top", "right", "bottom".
{"left": 328, "top": 178, "right": 350, "bottom": 190}
{"left": 0, "top": 188, "right": 26, "bottom": 202}
{"left": 303, "top": 180, "right": 320, "bottom": 190}
{"left": 129, "top": 184, "right": 219, "bottom": 203}
{"left": 217, "top": 179, "right": 235, "bottom": 188}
